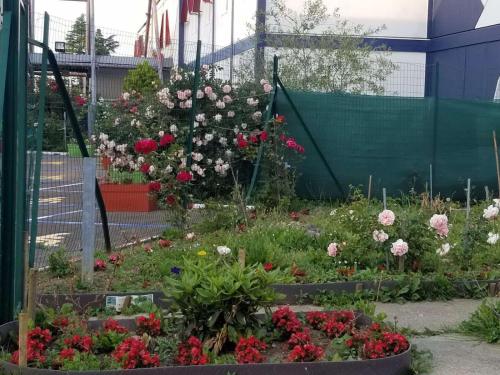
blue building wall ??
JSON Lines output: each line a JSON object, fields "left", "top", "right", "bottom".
{"left": 426, "top": 0, "right": 500, "bottom": 100}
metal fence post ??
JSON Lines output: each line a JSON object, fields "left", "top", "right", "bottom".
{"left": 82, "top": 157, "right": 96, "bottom": 283}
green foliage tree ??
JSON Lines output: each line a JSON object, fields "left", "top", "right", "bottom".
{"left": 65, "top": 15, "right": 120, "bottom": 55}
{"left": 241, "top": 0, "right": 397, "bottom": 94}
{"left": 122, "top": 61, "right": 161, "bottom": 94}
{"left": 95, "top": 28, "right": 120, "bottom": 56}
{"left": 65, "top": 14, "right": 86, "bottom": 54}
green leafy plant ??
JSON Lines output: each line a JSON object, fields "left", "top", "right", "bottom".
{"left": 460, "top": 299, "right": 500, "bottom": 343}
{"left": 164, "top": 259, "right": 283, "bottom": 353}
{"left": 123, "top": 61, "right": 161, "bottom": 94}
{"left": 410, "top": 346, "right": 433, "bottom": 374}
{"left": 48, "top": 248, "right": 73, "bottom": 277}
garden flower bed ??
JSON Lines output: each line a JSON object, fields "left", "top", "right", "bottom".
{"left": 0, "top": 308, "right": 410, "bottom": 375}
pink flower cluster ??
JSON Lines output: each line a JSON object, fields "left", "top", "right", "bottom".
{"left": 429, "top": 214, "right": 449, "bottom": 237}
{"left": 390, "top": 239, "right": 408, "bottom": 256}
{"left": 378, "top": 210, "right": 395, "bottom": 226}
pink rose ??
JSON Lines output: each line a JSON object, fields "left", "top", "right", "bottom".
{"left": 429, "top": 214, "right": 448, "bottom": 237}
{"left": 263, "top": 83, "right": 273, "bottom": 93}
{"left": 222, "top": 84, "right": 232, "bottom": 94}
{"left": 378, "top": 209, "right": 395, "bottom": 226}
{"left": 372, "top": 229, "right": 389, "bottom": 243}
{"left": 390, "top": 239, "right": 408, "bottom": 256}
{"left": 327, "top": 243, "right": 338, "bottom": 257}
{"left": 204, "top": 86, "right": 213, "bottom": 95}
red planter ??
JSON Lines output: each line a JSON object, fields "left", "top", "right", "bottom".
{"left": 99, "top": 183, "right": 157, "bottom": 212}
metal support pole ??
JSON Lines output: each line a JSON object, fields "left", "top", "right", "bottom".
{"left": 87, "top": 0, "right": 96, "bottom": 138}
{"left": 82, "top": 157, "right": 96, "bottom": 283}
{"left": 28, "top": 12, "right": 49, "bottom": 268}
{"left": 186, "top": 40, "right": 202, "bottom": 168}
{"left": 229, "top": 0, "right": 234, "bottom": 82}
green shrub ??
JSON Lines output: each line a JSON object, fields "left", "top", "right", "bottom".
{"left": 460, "top": 299, "right": 500, "bottom": 343}
{"left": 48, "top": 248, "right": 73, "bottom": 277}
{"left": 164, "top": 259, "right": 283, "bottom": 353}
{"left": 123, "top": 61, "right": 161, "bottom": 94}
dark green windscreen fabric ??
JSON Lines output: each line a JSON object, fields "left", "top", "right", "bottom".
{"left": 275, "top": 89, "right": 500, "bottom": 200}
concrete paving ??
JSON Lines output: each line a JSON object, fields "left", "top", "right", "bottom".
{"left": 413, "top": 334, "right": 500, "bottom": 375}
{"left": 374, "top": 299, "right": 488, "bottom": 332}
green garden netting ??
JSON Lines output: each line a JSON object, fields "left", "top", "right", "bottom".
{"left": 276, "top": 90, "right": 500, "bottom": 200}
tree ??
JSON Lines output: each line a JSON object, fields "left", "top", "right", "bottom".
{"left": 240, "top": 0, "right": 397, "bottom": 94}
{"left": 65, "top": 15, "right": 120, "bottom": 55}
{"left": 65, "top": 14, "right": 86, "bottom": 54}
{"left": 95, "top": 29, "right": 120, "bottom": 56}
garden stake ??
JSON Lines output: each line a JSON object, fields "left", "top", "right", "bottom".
{"left": 238, "top": 249, "right": 246, "bottom": 268}
{"left": 466, "top": 178, "right": 471, "bottom": 221}
{"left": 367, "top": 175, "right": 372, "bottom": 202}
{"left": 382, "top": 188, "right": 387, "bottom": 210}
{"left": 18, "top": 312, "right": 28, "bottom": 367}
{"left": 485, "top": 186, "right": 490, "bottom": 201}
{"left": 494, "top": 131, "right": 500, "bottom": 198}
{"left": 27, "top": 269, "right": 37, "bottom": 320}
{"left": 429, "top": 164, "right": 433, "bottom": 205}
{"left": 398, "top": 256, "right": 405, "bottom": 273}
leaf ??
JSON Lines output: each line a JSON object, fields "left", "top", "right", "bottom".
{"left": 208, "top": 310, "right": 222, "bottom": 328}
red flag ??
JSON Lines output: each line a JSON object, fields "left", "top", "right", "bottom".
{"left": 165, "top": 11, "right": 171, "bottom": 46}
{"left": 181, "top": 0, "right": 189, "bottom": 22}
{"left": 191, "top": 0, "right": 201, "bottom": 13}
{"left": 159, "top": 13, "right": 164, "bottom": 47}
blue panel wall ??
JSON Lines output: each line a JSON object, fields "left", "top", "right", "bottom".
{"left": 427, "top": 0, "right": 500, "bottom": 100}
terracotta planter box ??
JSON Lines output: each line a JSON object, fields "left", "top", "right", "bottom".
{"left": 0, "top": 320, "right": 411, "bottom": 375}
{"left": 99, "top": 183, "right": 157, "bottom": 212}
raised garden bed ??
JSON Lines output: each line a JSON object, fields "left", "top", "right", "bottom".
{"left": 36, "top": 278, "right": 499, "bottom": 311}
{"left": 0, "top": 312, "right": 411, "bottom": 375}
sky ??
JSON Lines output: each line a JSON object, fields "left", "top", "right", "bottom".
{"left": 35, "top": 0, "right": 149, "bottom": 34}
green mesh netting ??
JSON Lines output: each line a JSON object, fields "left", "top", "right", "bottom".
{"left": 276, "top": 89, "right": 500, "bottom": 200}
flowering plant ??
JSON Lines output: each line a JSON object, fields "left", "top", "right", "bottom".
{"left": 235, "top": 336, "right": 267, "bottom": 364}
{"left": 111, "top": 337, "right": 160, "bottom": 369}
{"left": 136, "top": 313, "right": 162, "bottom": 337}
{"left": 271, "top": 306, "right": 303, "bottom": 337}
{"left": 175, "top": 336, "right": 209, "bottom": 365}
{"left": 95, "top": 66, "right": 304, "bottom": 208}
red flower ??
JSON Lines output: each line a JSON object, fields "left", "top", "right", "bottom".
{"left": 289, "top": 211, "right": 300, "bottom": 221}
{"left": 130, "top": 106, "right": 138, "bottom": 114}
{"left": 286, "top": 138, "right": 298, "bottom": 149}
{"left": 295, "top": 145, "right": 305, "bottom": 154}
{"left": 176, "top": 336, "right": 209, "bottom": 366}
{"left": 59, "top": 348, "right": 75, "bottom": 360}
{"left": 74, "top": 95, "right": 87, "bottom": 106}
{"left": 136, "top": 313, "right": 161, "bottom": 337}
{"left": 49, "top": 81, "right": 58, "bottom": 93}
{"left": 63, "top": 335, "right": 93, "bottom": 352}
{"left": 140, "top": 162, "right": 151, "bottom": 174}
{"left": 176, "top": 170, "right": 193, "bottom": 183}
{"left": 159, "top": 134, "right": 175, "bottom": 147}
{"left": 108, "top": 253, "right": 124, "bottom": 266}
{"left": 112, "top": 337, "right": 160, "bottom": 369}
{"left": 94, "top": 259, "right": 107, "bottom": 271}
{"left": 263, "top": 262, "right": 273, "bottom": 272}
{"left": 287, "top": 343, "right": 323, "bottom": 362}
{"left": 305, "top": 311, "right": 329, "bottom": 329}
{"left": 52, "top": 316, "right": 70, "bottom": 329}
{"left": 235, "top": 336, "right": 267, "bottom": 364}
{"left": 103, "top": 318, "right": 128, "bottom": 333}
{"left": 272, "top": 306, "right": 302, "bottom": 337}
{"left": 159, "top": 239, "right": 172, "bottom": 248}
{"left": 276, "top": 115, "right": 286, "bottom": 123}
{"left": 260, "top": 130, "right": 268, "bottom": 142}
{"left": 10, "top": 327, "right": 52, "bottom": 365}
{"left": 149, "top": 181, "right": 161, "bottom": 192}
{"left": 134, "top": 139, "right": 158, "bottom": 154}
{"left": 288, "top": 329, "right": 312, "bottom": 349}
{"left": 165, "top": 194, "right": 177, "bottom": 206}
{"left": 238, "top": 139, "right": 248, "bottom": 148}
{"left": 249, "top": 135, "right": 259, "bottom": 144}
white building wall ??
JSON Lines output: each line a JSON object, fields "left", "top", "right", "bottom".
{"left": 266, "top": 0, "right": 428, "bottom": 39}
